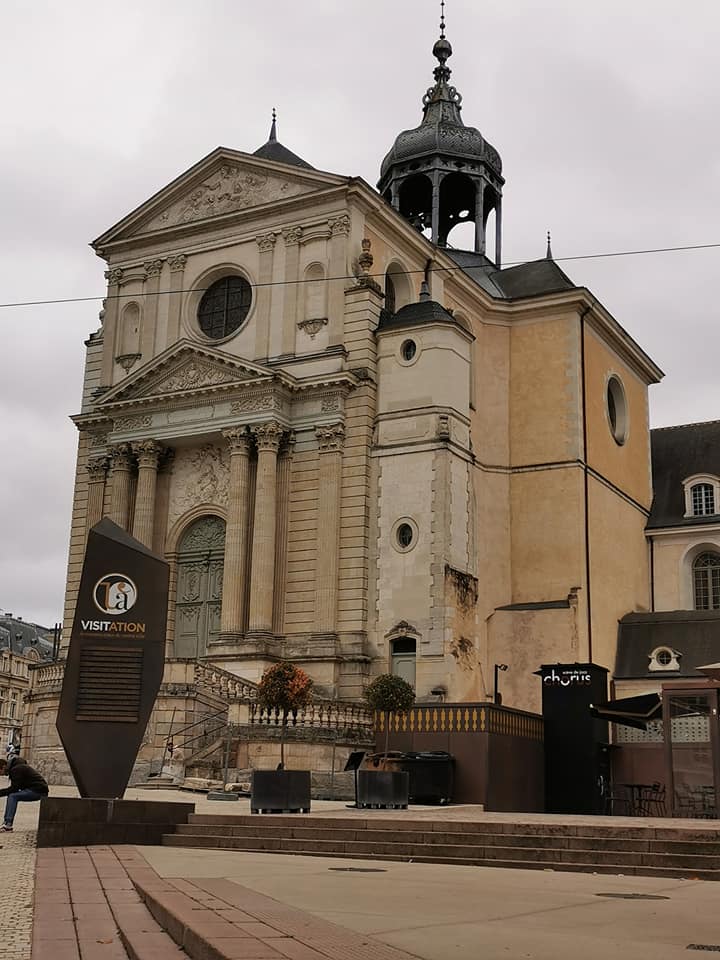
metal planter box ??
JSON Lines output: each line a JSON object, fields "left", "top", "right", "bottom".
{"left": 357, "top": 770, "right": 409, "bottom": 809}
{"left": 251, "top": 770, "right": 311, "bottom": 814}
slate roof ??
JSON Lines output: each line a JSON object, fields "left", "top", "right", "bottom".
{"left": 252, "top": 139, "right": 314, "bottom": 170}
{"left": 445, "top": 249, "right": 577, "bottom": 301}
{"left": 615, "top": 610, "right": 720, "bottom": 679}
{"left": 648, "top": 420, "right": 720, "bottom": 529}
{"left": 376, "top": 298, "right": 472, "bottom": 334}
{"left": 0, "top": 615, "right": 54, "bottom": 660}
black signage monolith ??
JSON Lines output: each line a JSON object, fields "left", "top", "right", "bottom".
{"left": 538, "top": 662, "right": 609, "bottom": 815}
{"left": 56, "top": 519, "right": 169, "bottom": 798}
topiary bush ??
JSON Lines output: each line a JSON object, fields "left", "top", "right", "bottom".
{"left": 257, "top": 662, "right": 314, "bottom": 768}
{"left": 364, "top": 673, "right": 415, "bottom": 758}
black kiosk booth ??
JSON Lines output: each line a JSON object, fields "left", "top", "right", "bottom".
{"left": 538, "top": 663, "right": 610, "bottom": 815}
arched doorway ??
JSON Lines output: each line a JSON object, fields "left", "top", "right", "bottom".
{"left": 174, "top": 515, "right": 225, "bottom": 658}
{"left": 391, "top": 637, "right": 417, "bottom": 688}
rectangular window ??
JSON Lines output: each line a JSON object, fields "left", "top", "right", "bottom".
{"left": 8, "top": 692, "right": 17, "bottom": 720}
{"left": 692, "top": 484, "right": 715, "bottom": 516}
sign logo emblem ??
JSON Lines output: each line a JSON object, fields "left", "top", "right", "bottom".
{"left": 93, "top": 574, "right": 138, "bottom": 615}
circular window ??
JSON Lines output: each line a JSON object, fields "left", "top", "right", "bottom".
{"left": 606, "top": 375, "right": 628, "bottom": 445}
{"left": 400, "top": 339, "right": 417, "bottom": 362}
{"left": 392, "top": 517, "right": 418, "bottom": 553}
{"left": 197, "top": 276, "right": 252, "bottom": 340}
{"left": 656, "top": 649, "right": 673, "bottom": 666}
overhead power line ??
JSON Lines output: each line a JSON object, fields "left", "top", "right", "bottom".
{"left": 0, "top": 240, "right": 718, "bottom": 310}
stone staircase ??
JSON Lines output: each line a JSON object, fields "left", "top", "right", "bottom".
{"left": 162, "top": 813, "right": 720, "bottom": 880}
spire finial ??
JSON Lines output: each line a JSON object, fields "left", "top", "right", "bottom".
{"left": 440, "top": 0, "right": 446, "bottom": 38}
{"left": 269, "top": 108, "right": 277, "bottom": 143}
{"left": 546, "top": 230, "right": 553, "bottom": 260}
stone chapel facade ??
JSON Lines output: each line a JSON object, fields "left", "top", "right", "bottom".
{"left": 37, "top": 19, "right": 664, "bottom": 758}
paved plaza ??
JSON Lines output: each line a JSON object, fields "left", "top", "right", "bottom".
{"left": 3, "top": 785, "right": 719, "bottom": 960}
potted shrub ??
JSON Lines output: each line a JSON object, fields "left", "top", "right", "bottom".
{"left": 251, "top": 662, "right": 314, "bottom": 814}
{"left": 359, "top": 674, "right": 415, "bottom": 809}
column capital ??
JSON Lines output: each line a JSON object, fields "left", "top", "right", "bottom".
{"left": 110, "top": 443, "right": 134, "bottom": 471}
{"left": 167, "top": 254, "right": 187, "bottom": 272}
{"left": 86, "top": 456, "right": 109, "bottom": 481}
{"left": 144, "top": 259, "right": 164, "bottom": 278}
{"left": 279, "top": 430, "right": 296, "bottom": 458}
{"left": 252, "top": 420, "right": 284, "bottom": 452}
{"left": 282, "top": 225, "right": 303, "bottom": 246}
{"left": 159, "top": 447, "right": 175, "bottom": 473}
{"left": 329, "top": 215, "right": 351, "bottom": 237}
{"left": 315, "top": 422, "right": 345, "bottom": 453}
{"left": 222, "top": 426, "right": 252, "bottom": 455}
{"left": 133, "top": 439, "right": 163, "bottom": 469}
{"left": 256, "top": 232, "right": 277, "bottom": 253}
{"left": 104, "top": 267, "right": 124, "bottom": 285}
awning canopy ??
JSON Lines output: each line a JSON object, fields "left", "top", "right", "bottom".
{"left": 589, "top": 693, "right": 662, "bottom": 730}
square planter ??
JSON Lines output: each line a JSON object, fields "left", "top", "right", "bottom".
{"left": 251, "top": 770, "right": 311, "bottom": 814}
{"left": 357, "top": 769, "right": 409, "bottom": 809}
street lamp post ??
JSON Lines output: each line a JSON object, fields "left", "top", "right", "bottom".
{"left": 494, "top": 663, "right": 509, "bottom": 705}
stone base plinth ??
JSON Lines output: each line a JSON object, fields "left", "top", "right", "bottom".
{"left": 36, "top": 797, "right": 195, "bottom": 847}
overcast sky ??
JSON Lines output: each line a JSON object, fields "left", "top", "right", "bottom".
{"left": 1, "top": 0, "right": 718, "bottom": 627}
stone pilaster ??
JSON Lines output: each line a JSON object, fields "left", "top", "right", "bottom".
{"left": 108, "top": 443, "right": 134, "bottom": 531}
{"left": 86, "top": 456, "right": 108, "bottom": 535}
{"left": 248, "top": 421, "right": 284, "bottom": 635}
{"left": 101, "top": 267, "right": 123, "bottom": 386}
{"left": 272, "top": 431, "right": 295, "bottom": 635}
{"left": 281, "top": 226, "right": 302, "bottom": 356}
{"left": 328, "top": 215, "right": 350, "bottom": 347}
{"left": 132, "top": 439, "right": 162, "bottom": 547}
{"left": 166, "top": 255, "right": 187, "bottom": 344}
{"left": 152, "top": 448, "right": 175, "bottom": 556}
{"left": 255, "top": 233, "right": 276, "bottom": 361}
{"left": 314, "top": 423, "right": 345, "bottom": 634}
{"left": 141, "top": 259, "right": 164, "bottom": 360}
{"left": 220, "top": 427, "right": 253, "bottom": 638}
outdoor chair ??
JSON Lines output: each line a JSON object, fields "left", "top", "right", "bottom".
{"left": 640, "top": 781, "right": 666, "bottom": 816}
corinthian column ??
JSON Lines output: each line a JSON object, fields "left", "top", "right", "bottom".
{"left": 248, "top": 421, "right": 284, "bottom": 635}
{"left": 132, "top": 440, "right": 162, "bottom": 546}
{"left": 272, "top": 431, "right": 295, "bottom": 634}
{"left": 220, "top": 427, "right": 252, "bottom": 638}
{"left": 314, "top": 423, "right": 345, "bottom": 634}
{"left": 109, "top": 443, "right": 134, "bottom": 530}
{"left": 86, "top": 456, "right": 109, "bottom": 535}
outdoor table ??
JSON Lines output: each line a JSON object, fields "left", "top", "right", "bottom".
{"left": 619, "top": 783, "right": 654, "bottom": 816}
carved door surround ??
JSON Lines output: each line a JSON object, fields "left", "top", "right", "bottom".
{"left": 174, "top": 515, "right": 226, "bottom": 659}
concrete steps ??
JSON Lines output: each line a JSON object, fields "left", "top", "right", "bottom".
{"left": 162, "top": 813, "right": 720, "bottom": 880}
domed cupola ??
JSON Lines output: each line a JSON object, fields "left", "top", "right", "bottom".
{"left": 378, "top": 6, "right": 504, "bottom": 263}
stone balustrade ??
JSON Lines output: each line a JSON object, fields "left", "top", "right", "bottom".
{"left": 193, "top": 661, "right": 258, "bottom": 702}
{"left": 249, "top": 700, "right": 373, "bottom": 734}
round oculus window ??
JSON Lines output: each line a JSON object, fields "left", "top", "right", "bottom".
{"left": 655, "top": 649, "right": 673, "bottom": 666}
{"left": 606, "top": 375, "right": 628, "bottom": 445}
{"left": 400, "top": 339, "right": 417, "bottom": 362}
{"left": 197, "top": 276, "right": 252, "bottom": 340}
{"left": 396, "top": 523, "right": 414, "bottom": 549}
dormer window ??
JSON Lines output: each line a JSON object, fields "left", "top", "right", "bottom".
{"left": 692, "top": 483, "right": 715, "bottom": 516}
{"left": 683, "top": 475, "right": 720, "bottom": 519}
{"left": 649, "top": 646, "right": 681, "bottom": 672}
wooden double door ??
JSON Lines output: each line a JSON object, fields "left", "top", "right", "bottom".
{"left": 174, "top": 515, "right": 225, "bottom": 659}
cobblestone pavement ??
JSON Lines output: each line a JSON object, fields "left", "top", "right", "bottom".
{"left": 0, "top": 798, "right": 40, "bottom": 960}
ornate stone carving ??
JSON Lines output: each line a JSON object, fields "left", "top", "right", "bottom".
{"left": 104, "top": 267, "right": 124, "bottom": 285}
{"left": 168, "top": 445, "right": 230, "bottom": 531}
{"left": 297, "top": 317, "right": 328, "bottom": 339}
{"left": 98, "top": 299, "right": 107, "bottom": 325}
{"left": 283, "top": 225, "right": 303, "bottom": 246}
{"left": 147, "top": 165, "right": 303, "bottom": 229}
{"left": 86, "top": 457, "right": 108, "bottom": 481}
{"left": 167, "top": 254, "right": 188, "bottom": 272}
{"left": 115, "top": 353, "right": 141, "bottom": 373}
{"left": 315, "top": 422, "right": 345, "bottom": 453}
{"left": 256, "top": 232, "right": 277, "bottom": 252}
{"left": 437, "top": 414, "right": 451, "bottom": 440}
{"left": 252, "top": 420, "right": 284, "bottom": 452}
{"left": 320, "top": 396, "right": 341, "bottom": 413}
{"left": 159, "top": 448, "right": 175, "bottom": 473}
{"left": 329, "top": 215, "right": 351, "bottom": 236}
{"left": 113, "top": 414, "right": 152, "bottom": 431}
{"left": 144, "top": 259, "right": 164, "bottom": 278}
{"left": 354, "top": 238, "right": 383, "bottom": 294}
{"left": 155, "top": 359, "right": 240, "bottom": 394}
{"left": 230, "top": 395, "right": 275, "bottom": 414}
{"left": 222, "top": 427, "right": 252, "bottom": 455}
{"left": 280, "top": 430, "right": 296, "bottom": 458}
{"left": 134, "top": 439, "right": 163, "bottom": 469}
{"left": 109, "top": 443, "right": 134, "bottom": 471}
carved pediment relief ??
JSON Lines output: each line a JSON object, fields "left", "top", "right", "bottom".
{"left": 98, "top": 342, "right": 275, "bottom": 406}
{"left": 141, "top": 163, "right": 310, "bottom": 233}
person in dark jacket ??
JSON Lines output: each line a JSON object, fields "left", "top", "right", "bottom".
{"left": 0, "top": 755, "right": 49, "bottom": 831}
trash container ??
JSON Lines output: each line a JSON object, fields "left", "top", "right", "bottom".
{"left": 400, "top": 751, "right": 454, "bottom": 805}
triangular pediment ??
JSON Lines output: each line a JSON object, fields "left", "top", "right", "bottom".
{"left": 97, "top": 341, "right": 281, "bottom": 406}
{"left": 94, "top": 148, "right": 348, "bottom": 247}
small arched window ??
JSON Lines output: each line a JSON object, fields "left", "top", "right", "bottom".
{"left": 304, "top": 263, "right": 327, "bottom": 320}
{"left": 691, "top": 483, "right": 716, "bottom": 517}
{"left": 693, "top": 552, "right": 720, "bottom": 610}
{"left": 384, "top": 272, "right": 396, "bottom": 316}
{"left": 391, "top": 637, "right": 416, "bottom": 688}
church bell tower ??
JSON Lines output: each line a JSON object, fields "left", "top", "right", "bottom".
{"left": 378, "top": 6, "right": 504, "bottom": 263}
